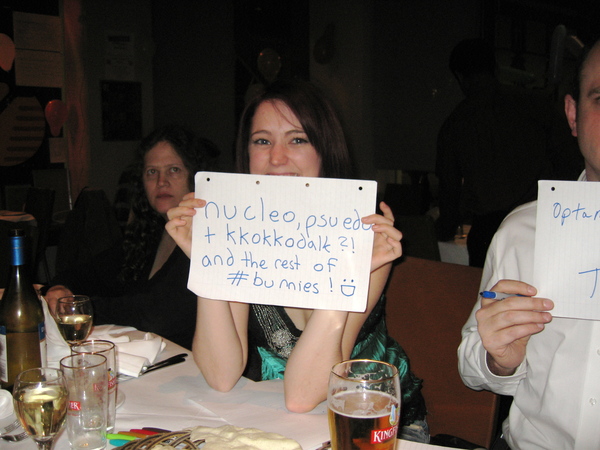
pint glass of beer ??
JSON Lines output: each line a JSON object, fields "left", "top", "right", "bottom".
{"left": 328, "top": 359, "right": 400, "bottom": 450}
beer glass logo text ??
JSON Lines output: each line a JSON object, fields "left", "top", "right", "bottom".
{"left": 371, "top": 424, "right": 398, "bottom": 444}
{"left": 68, "top": 400, "right": 81, "bottom": 411}
{"left": 108, "top": 370, "right": 117, "bottom": 389}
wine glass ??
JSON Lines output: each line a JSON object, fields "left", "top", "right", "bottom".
{"left": 12, "top": 367, "right": 68, "bottom": 450}
{"left": 55, "top": 295, "right": 94, "bottom": 346}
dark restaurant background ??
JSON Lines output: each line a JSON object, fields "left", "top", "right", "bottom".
{"left": 0, "top": 0, "right": 597, "bottom": 210}
{"left": 0, "top": 0, "right": 597, "bottom": 439}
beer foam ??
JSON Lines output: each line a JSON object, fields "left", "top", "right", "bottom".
{"left": 329, "top": 390, "right": 397, "bottom": 419}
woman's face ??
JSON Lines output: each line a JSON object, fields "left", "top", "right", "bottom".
{"left": 143, "top": 141, "right": 190, "bottom": 216}
{"left": 248, "top": 100, "right": 321, "bottom": 177}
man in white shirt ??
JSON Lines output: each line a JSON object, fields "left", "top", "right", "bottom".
{"left": 458, "top": 36, "right": 600, "bottom": 449}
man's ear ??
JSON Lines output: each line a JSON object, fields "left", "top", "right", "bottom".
{"left": 564, "top": 94, "right": 578, "bottom": 137}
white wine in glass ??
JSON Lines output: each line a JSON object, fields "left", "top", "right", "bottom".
{"left": 13, "top": 367, "right": 68, "bottom": 450}
{"left": 55, "top": 296, "right": 93, "bottom": 346}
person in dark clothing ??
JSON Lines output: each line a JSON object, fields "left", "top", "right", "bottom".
{"left": 435, "top": 38, "right": 582, "bottom": 267}
{"left": 44, "top": 125, "right": 218, "bottom": 349}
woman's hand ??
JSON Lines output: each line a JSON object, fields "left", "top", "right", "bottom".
{"left": 362, "top": 202, "right": 402, "bottom": 272}
{"left": 166, "top": 192, "right": 206, "bottom": 258}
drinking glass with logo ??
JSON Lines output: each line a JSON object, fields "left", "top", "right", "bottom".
{"left": 71, "top": 340, "right": 117, "bottom": 433}
{"left": 328, "top": 359, "right": 401, "bottom": 450}
{"left": 12, "top": 367, "right": 68, "bottom": 450}
{"left": 55, "top": 296, "right": 93, "bottom": 347}
{"left": 60, "top": 353, "right": 108, "bottom": 450}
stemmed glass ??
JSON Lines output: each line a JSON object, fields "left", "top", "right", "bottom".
{"left": 54, "top": 295, "right": 94, "bottom": 346}
{"left": 12, "top": 368, "right": 68, "bottom": 450}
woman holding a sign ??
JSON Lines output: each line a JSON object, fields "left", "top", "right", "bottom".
{"left": 167, "top": 80, "right": 428, "bottom": 442}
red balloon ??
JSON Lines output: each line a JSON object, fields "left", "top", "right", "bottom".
{"left": 44, "top": 99, "right": 68, "bottom": 137}
{"left": 0, "top": 34, "right": 15, "bottom": 72}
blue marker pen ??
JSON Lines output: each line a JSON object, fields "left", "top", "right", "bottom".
{"left": 480, "top": 291, "right": 526, "bottom": 300}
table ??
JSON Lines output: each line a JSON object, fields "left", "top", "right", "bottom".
{"left": 9, "top": 327, "right": 458, "bottom": 450}
{"left": 438, "top": 224, "right": 469, "bottom": 266}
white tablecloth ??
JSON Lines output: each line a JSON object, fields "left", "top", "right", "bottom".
{"left": 438, "top": 224, "right": 469, "bottom": 266}
{"left": 8, "top": 326, "right": 459, "bottom": 450}
{"left": 438, "top": 240, "right": 468, "bottom": 265}
{"left": 11, "top": 327, "right": 331, "bottom": 450}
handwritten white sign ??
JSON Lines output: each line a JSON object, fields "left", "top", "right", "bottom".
{"left": 187, "top": 172, "right": 377, "bottom": 312}
{"left": 533, "top": 180, "right": 600, "bottom": 320}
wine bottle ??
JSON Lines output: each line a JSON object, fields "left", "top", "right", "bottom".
{"left": 0, "top": 228, "right": 46, "bottom": 391}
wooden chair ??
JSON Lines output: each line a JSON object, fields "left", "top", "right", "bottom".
{"left": 385, "top": 256, "right": 499, "bottom": 448}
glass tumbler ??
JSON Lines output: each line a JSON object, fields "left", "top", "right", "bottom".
{"left": 60, "top": 353, "right": 108, "bottom": 450}
{"left": 71, "top": 339, "right": 117, "bottom": 433}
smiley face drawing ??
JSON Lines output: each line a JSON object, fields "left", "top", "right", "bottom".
{"left": 340, "top": 279, "right": 356, "bottom": 297}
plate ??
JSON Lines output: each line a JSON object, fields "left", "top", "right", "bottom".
{"left": 116, "top": 390, "right": 125, "bottom": 409}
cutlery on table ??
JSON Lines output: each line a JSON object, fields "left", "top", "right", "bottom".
{"left": 142, "top": 353, "right": 188, "bottom": 375}
{"left": 1, "top": 431, "right": 29, "bottom": 442}
{"left": 117, "top": 353, "right": 188, "bottom": 382}
{"left": 1, "top": 419, "right": 21, "bottom": 435}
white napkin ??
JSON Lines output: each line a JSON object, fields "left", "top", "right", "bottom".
{"left": 40, "top": 301, "right": 165, "bottom": 379}
{"left": 116, "top": 334, "right": 165, "bottom": 377}
{"left": 40, "top": 297, "right": 71, "bottom": 368}
{"left": 116, "top": 353, "right": 150, "bottom": 378}
{"left": 90, "top": 326, "right": 165, "bottom": 378}
{"left": 89, "top": 324, "right": 136, "bottom": 342}
{"left": 0, "top": 389, "right": 17, "bottom": 430}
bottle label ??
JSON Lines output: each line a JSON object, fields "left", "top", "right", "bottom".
{"left": 0, "top": 326, "right": 7, "bottom": 384}
{"left": 0, "top": 323, "right": 45, "bottom": 385}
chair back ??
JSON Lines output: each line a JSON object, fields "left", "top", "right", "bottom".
{"left": 24, "top": 187, "right": 55, "bottom": 282}
{"left": 395, "top": 215, "right": 441, "bottom": 261}
{"left": 384, "top": 180, "right": 431, "bottom": 216}
{"left": 385, "top": 256, "right": 498, "bottom": 448}
{"left": 55, "top": 188, "right": 122, "bottom": 275}
{"left": 32, "top": 168, "right": 72, "bottom": 217}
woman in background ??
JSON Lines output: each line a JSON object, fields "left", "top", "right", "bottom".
{"left": 45, "top": 125, "right": 218, "bottom": 349}
{"left": 167, "top": 80, "right": 428, "bottom": 442}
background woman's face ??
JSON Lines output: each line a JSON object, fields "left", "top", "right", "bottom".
{"left": 143, "top": 141, "right": 190, "bottom": 216}
{"left": 248, "top": 100, "right": 321, "bottom": 177}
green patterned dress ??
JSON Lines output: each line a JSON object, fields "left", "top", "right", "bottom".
{"left": 242, "top": 295, "right": 427, "bottom": 427}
